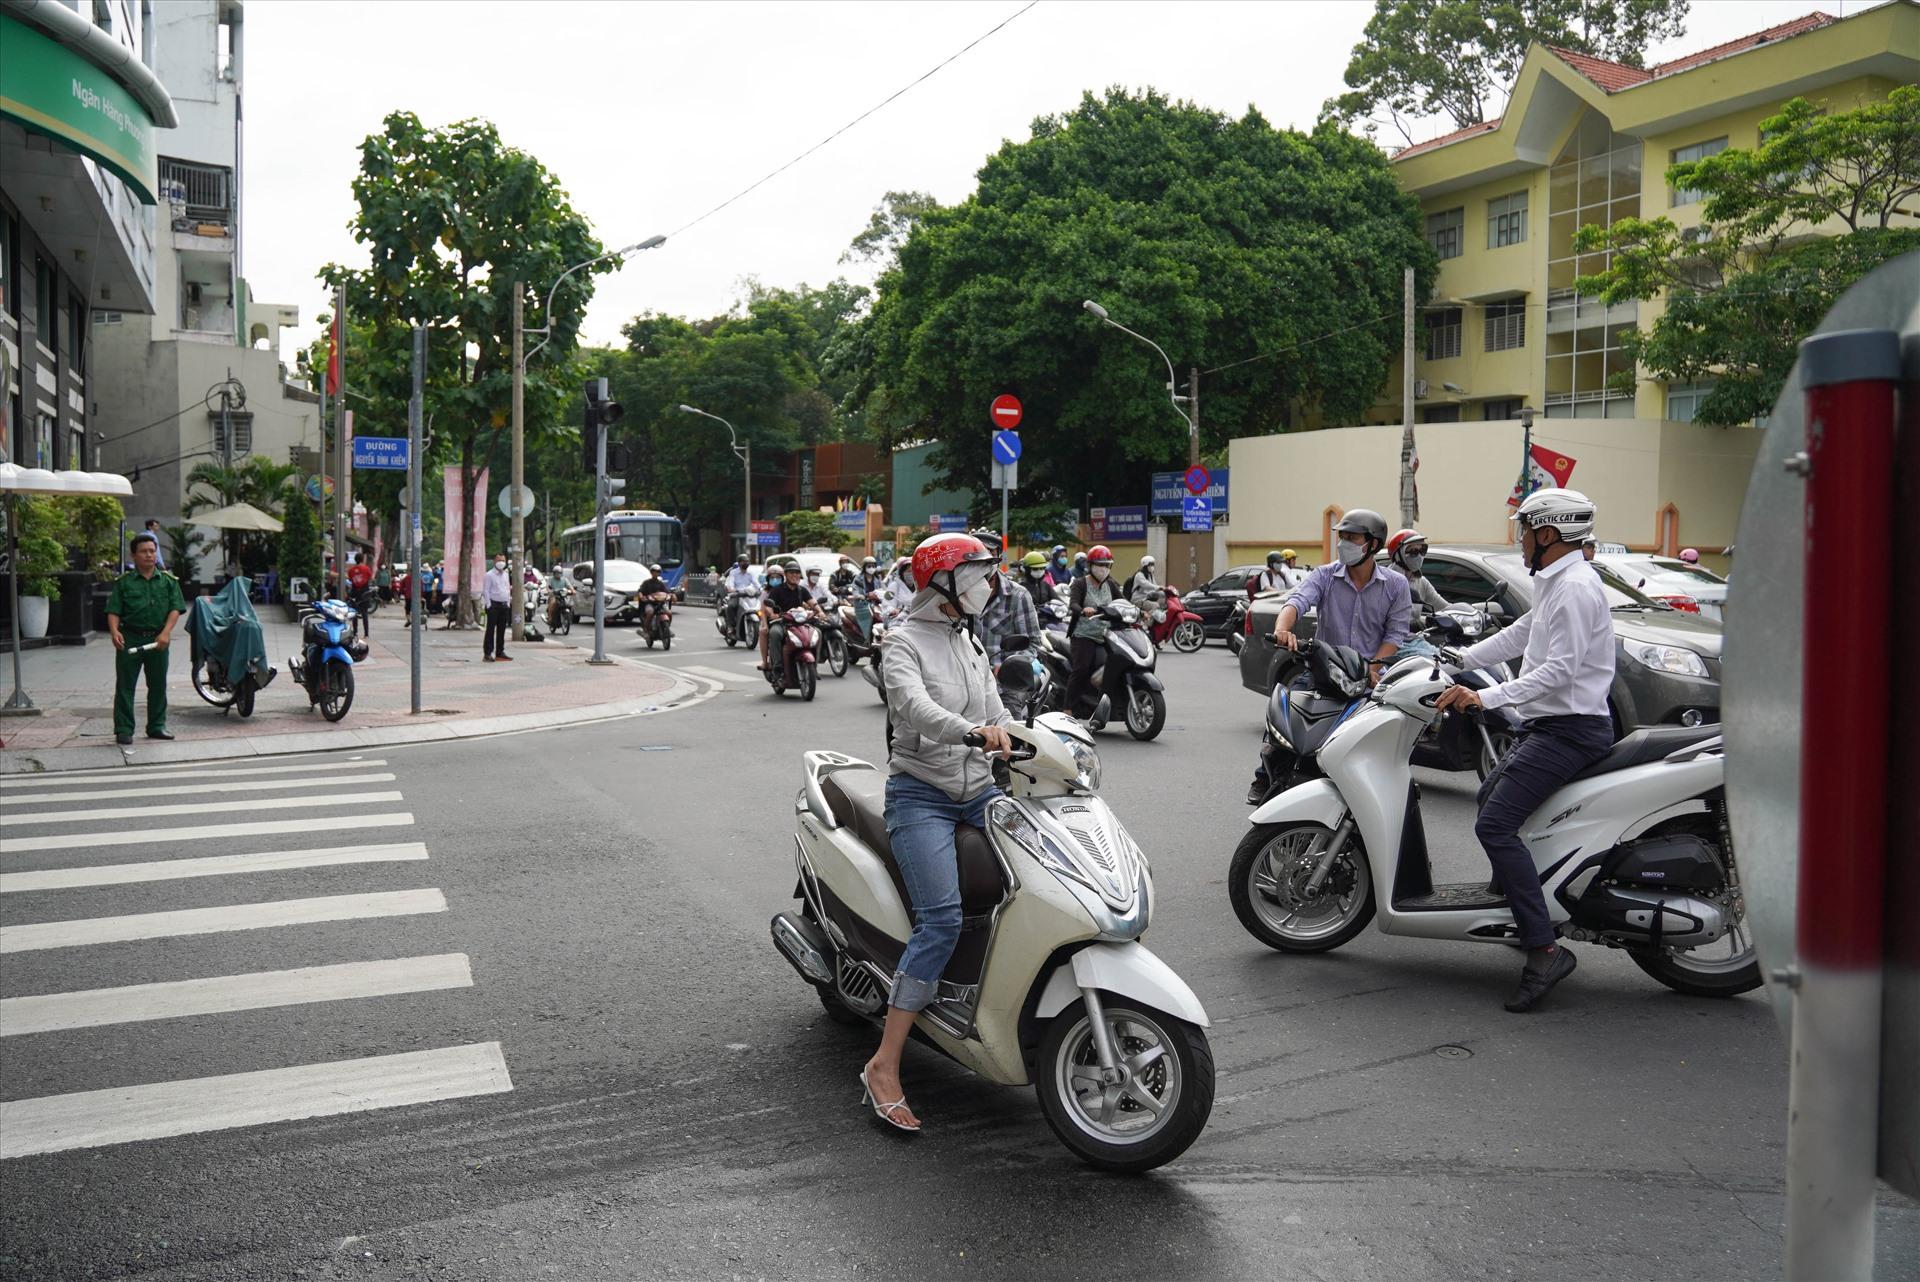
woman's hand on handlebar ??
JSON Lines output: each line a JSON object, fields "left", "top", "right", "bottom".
{"left": 963, "top": 725, "right": 1014, "bottom": 757}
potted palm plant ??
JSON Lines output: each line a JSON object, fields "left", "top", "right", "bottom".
{"left": 9, "top": 496, "right": 68, "bottom": 641}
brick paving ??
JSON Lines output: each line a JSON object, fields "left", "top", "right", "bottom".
{"left": 0, "top": 606, "right": 679, "bottom": 771}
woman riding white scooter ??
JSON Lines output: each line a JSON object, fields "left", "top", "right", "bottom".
{"left": 862, "top": 532, "right": 1011, "bottom": 1133}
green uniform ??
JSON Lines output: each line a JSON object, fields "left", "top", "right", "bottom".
{"left": 106, "top": 568, "right": 186, "bottom": 738}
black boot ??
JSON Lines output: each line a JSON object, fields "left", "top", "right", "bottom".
{"left": 1504, "top": 945, "right": 1576, "bottom": 1012}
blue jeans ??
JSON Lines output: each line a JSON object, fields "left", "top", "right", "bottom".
{"left": 1474, "top": 714, "right": 1615, "bottom": 948}
{"left": 883, "top": 772, "right": 998, "bottom": 1012}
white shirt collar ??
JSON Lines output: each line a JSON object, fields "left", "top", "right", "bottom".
{"left": 1537, "top": 551, "right": 1586, "bottom": 581}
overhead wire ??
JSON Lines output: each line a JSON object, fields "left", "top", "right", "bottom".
{"left": 667, "top": 1, "right": 1040, "bottom": 241}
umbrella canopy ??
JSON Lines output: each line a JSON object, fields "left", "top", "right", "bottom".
{"left": 190, "top": 501, "right": 284, "bottom": 533}
{"left": 0, "top": 462, "right": 134, "bottom": 497}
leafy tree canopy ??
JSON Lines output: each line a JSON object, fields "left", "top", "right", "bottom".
{"left": 840, "top": 88, "right": 1436, "bottom": 512}
{"left": 1575, "top": 88, "right": 1920, "bottom": 425}
{"left": 1328, "top": 0, "right": 1690, "bottom": 141}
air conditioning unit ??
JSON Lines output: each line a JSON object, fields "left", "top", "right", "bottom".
{"left": 1413, "top": 378, "right": 1430, "bottom": 399}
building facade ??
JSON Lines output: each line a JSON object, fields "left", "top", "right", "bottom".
{"left": 1373, "top": 3, "right": 1920, "bottom": 426}
{"left": 1, "top": 0, "right": 176, "bottom": 474}
{"left": 88, "top": 0, "right": 318, "bottom": 553}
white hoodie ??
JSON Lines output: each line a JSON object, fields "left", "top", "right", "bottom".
{"left": 882, "top": 591, "right": 1012, "bottom": 801}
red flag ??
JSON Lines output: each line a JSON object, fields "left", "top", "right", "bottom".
{"left": 1509, "top": 444, "right": 1578, "bottom": 506}
{"left": 326, "top": 308, "right": 342, "bottom": 397}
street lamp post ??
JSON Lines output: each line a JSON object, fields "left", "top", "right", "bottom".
{"left": 510, "top": 235, "right": 666, "bottom": 634}
{"left": 1083, "top": 299, "right": 1197, "bottom": 466}
{"left": 680, "top": 405, "right": 750, "bottom": 562}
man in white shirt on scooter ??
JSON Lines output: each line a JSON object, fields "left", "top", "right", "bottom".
{"left": 1436, "top": 487, "right": 1616, "bottom": 1013}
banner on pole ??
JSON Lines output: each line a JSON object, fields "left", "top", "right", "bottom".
{"left": 442, "top": 466, "right": 490, "bottom": 595}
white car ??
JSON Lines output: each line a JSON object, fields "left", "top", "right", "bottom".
{"left": 1594, "top": 553, "right": 1729, "bottom": 622}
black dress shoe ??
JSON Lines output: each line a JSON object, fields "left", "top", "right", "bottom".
{"left": 1246, "top": 780, "right": 1268, "bottom": 806}
{"left": 1504, "top": 945, "right": 1577, "bottom": 1012}
{"left": 145, "top": 729, "right": 175, "bottom": 741}
{"left": 115, "top": 734, "right": 133, "bottom": 746}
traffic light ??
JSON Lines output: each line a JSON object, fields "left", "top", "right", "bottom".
{"left": 599, "top": 473, "right": 627, "bottom": 513}
{"left": 582, "top": 377, "right": 624, "bottom": 472}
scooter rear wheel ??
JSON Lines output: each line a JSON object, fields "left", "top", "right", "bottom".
{"left": 191, "top": 658, "right": 235, "bottom": 709}
{"left": 1229, "top": 821, "right": 1375, "bottom": 952}
{"left": 1035, "top": 995, "right": 1214, "bottom": 1173}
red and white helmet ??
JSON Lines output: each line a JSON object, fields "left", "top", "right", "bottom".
{"left": 1086, "top": 545, "right": 1113, "bottom": 565}
{"left": 911, "top": 533, "right": 997, "bottom": 614}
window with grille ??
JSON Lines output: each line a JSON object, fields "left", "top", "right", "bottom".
{"left": 1670, "top": 137, "right": 1728, "bottom": 206}
{"left": 1483, "top": 299, "right": 1526, "bottom": 351}
{"left": 1487, "top": 192, "right": 1528, "bottom": 248}
{"left": 1481, "top": 398, "right": 1524, "bottom": 421}
{"left": 1424, "top": 307, "right": 1462, "bottom": 361}
{"left": 211, "top": 411, "right": 253, "bottom": 456}
{"left": 1425, "top": 208, "right": 1464, "bottom": 260}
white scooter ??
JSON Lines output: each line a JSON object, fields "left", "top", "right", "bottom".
{"left": 773, "top": 665, "right": 1215, "bottom": 1171}
{"left": 1227, "top": 651, "right": 1760, "bottom": 998}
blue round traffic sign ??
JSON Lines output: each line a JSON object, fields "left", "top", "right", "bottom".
{"left": 993, "top": 431, "right": 1023, "bottom": 464}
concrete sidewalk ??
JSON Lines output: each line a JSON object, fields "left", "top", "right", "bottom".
{"left": 0, "top": 608, "right": 691, "bottom": 773}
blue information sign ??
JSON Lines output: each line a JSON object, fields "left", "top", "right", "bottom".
{"left": 752, "top": 531, "right": 782, "bottom": 546}
{"left": 992, "top": 431, "right": 1022, "bottom": 464}
{"left": 930, "top": 514, "right": 970, "bottom": 533}
{"left": 1150, "top": 468, "right": 1229, "bottom": 517}
{"left": 1182, "top": 494, "right": 1214, "bottom": 532}
{"left": 352, "top": 436, "right": 410, "bottom": 470}
{"left": 833, "top": 509, "right": 866, "bottom": 532}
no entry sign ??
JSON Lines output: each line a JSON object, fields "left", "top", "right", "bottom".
{"left": 990, "top": 394, "right": 1023, "bottom": 428}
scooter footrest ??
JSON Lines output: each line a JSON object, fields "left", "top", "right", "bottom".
{"left": 1395, "top": 882, "right": 1509, "bottom": 911}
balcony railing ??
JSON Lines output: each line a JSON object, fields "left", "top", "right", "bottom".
{"left": 161, "top": 159, "right": 233, "bottom": 229}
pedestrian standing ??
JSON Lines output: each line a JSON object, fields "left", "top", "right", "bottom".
{"left": 482, "top": 554, "right": 513, "bottom": 662}
{"left": 143, "top": 519, "right": 167, "bottom": 571}
{"left": 106, "top": 532, "right": 185, "bottom": 746}
{"left": 346, "top": 554, "right": 374, "bottom": 638}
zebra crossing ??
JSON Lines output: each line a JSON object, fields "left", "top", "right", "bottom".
{"left": 0, "top": 752, "right": 511, "bottom": 1160}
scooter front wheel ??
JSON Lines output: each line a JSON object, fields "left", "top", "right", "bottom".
{"left": 1124, "top": 687, "right": 1166, "bottom": 741}
{"left": 1170, "top": 620, "right": 1204, "bottom": 653}
{"left": 318, "top": 661, "right": 355, "bottom": 723}
{"left": 798, "top": 663, "right": 817, "bottom": 702}
{"left": 1035, "top": 995, "right": 1214, "bottom": 1174}
{"left": 1229, "top": 821, "right": 1375, "bottom": 952}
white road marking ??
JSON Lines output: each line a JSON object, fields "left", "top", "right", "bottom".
{"left": 0, "top": 813, "right": 414, "bottom": 855}
{"left": 0, "top": 888, "right": 446, "bottom": 953}
{"left": 2, "top": 773, "right": 397, "bottom": 806}
{"left": 0, "top": 953, "right": 473, "bottom": 1036}
{"left": 5, "top": 791, "right": 405, "bottom": 827}
{"left": 0, "top": 1041, "right": 513, "bottom": 1158}
{"left": 7, "top": 756, "right": 381, "bottom": 785}
{"left": 0, "top": 842, "right": 430, "bottom": 893}
{"left": 679, "top": 666, "right": 739, "bottom": 687}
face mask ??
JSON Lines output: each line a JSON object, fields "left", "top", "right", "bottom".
{"left": 957, "top": 572, "right": 993, "bottom": 616}
{"left": 1090, "top": 566, "right": 1109, "bottom": 582}
{"left": 1336, "top": 540, "right": 1367, "bottom": 568}
{"left": 1402, "top": 553, "right": 1425, "bottom": 573}
{"left": 494, "top": 561, "right": 506, "bottom": 571}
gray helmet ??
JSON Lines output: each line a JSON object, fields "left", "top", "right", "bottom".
{"left": 1332, "top": 507, "right": 1388, "bottom": 547}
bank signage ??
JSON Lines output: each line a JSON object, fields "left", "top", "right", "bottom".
{"left": 0, "top": 13, "right": 160, "bottom": 204}
{"left": 1150, "top": 468, "right": 1229, "bottom": 517}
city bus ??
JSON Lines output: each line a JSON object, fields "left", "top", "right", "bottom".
{"left": 557, "top": 510, "right": 687, "bottom": 623}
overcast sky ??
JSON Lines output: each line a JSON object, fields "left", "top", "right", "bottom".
{"left": 243, "top": 0, "right": 1846, "bottom": 358}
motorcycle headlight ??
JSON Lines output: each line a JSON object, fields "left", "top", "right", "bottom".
{"left": 1622, "top": 639, "right": 1709, "bottom": 678}
{"left": 1055, "top": 730, "right": 1102, "bottom": 791}
{"left": 994, "top": 802, "right": 1089, "bottom": 886}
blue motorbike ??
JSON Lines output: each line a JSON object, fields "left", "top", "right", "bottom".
{"left": 290, "top": 598, "right": 360, "bottom": 722}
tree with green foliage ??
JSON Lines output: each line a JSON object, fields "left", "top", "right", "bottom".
{"left": 275, "top": 489, "right": 323, "bottom": 595}
{"left": 1574, "top": 88, "right": 1920, "bottom": 425}
{"left": 323, "top": 112, "right": 612, "bottom": 623}
{"left": 10, "top": 497, "right": 70, "bottom": 599}
{"left": 56, "top": 493, "right": 126, "bottom": 581}
{"left": 840, "top": 191, "right": 942, "bottom": 266}
{"left": 777, "top": 509, "right": 852, "bottom": 552}
{"left": 1328, "top": 0, "right": 1690, "bottom": 143}
{"left": 840, "top": 88, "right": 1436, "bottom": 514}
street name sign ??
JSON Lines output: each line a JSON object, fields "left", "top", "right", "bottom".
{"left": 352, "top": 436, "right": 409, "bottom": 470}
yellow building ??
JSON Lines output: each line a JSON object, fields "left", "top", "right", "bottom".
{"left": 1371, "top": 2, "right": 1920, "bottom": 426}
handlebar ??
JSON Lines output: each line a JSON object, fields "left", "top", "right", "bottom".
{"left": 960, "top": 730, "right": 1038, "bottom": 761}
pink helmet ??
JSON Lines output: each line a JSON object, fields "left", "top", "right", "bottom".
{"left": 1678, "top": 547, "right": 1700, "bottom": 564}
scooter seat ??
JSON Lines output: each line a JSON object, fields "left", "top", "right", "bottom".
{"left": 819, "top": 768, "right": 1007, "bottom": 913}
{"left": 1569, "top": 724, "right": 1720, "bottom": 782}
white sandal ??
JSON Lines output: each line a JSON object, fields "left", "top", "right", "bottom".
{"left": 858, "top": 1069, "right": 921, "bottom": 1133}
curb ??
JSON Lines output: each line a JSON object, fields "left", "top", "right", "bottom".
{"left": 0, "top": 663, "right": 707, "bottom": 775}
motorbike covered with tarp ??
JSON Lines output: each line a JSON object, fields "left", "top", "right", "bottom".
{"left": 186, "top": 576, "right": 276, "bottom": 717}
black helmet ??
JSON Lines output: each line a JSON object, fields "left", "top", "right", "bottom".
{"left": 968, "top": 527, "right": 1004, "bottom": 558}
{"left": 1332, "top": 507, "right": 1388, "bottom": 548}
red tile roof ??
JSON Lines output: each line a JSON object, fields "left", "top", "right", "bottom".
{"left": 1546, "top": 46, "right": 1651, "bottom": 92}
{"left": 1393, "top": 118, "right": 1502, "bottom": 159}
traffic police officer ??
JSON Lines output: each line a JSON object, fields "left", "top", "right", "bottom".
{"left": 106, "top": 531, "right": 186, "bottom": 745}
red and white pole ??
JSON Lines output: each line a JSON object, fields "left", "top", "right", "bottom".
{"left": 1785, "top": 327, "right": 1901, "bottom": 1281}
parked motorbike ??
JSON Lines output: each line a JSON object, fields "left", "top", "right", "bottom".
{"left": 1147, "top": 585, "right": 1206, "bottom": 654}
{"left": 773, "top": 679, "right": 1215, "bottom": 1171}
{"left": 289, "top": 598, "right": 361, "bottom": 722}
{"left": 764, "top": 605, "right": 820, "bottom": 700}
{"left": 717, "top": 588, "right": 761, "bottom": 648}
{"left": 1033, "top": 600, "right": 1166, "bottom": 740}
{"left": 186, "top": 577, "right": 276, "bottom": 718}
{"left": 640, "top": 593, "right": 674, "bottom": 650}
{"left": 1226, "top": 650, "right": 1759, "bottom": 997}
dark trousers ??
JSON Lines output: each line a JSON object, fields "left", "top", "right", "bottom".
{"left": 1474, "top": 713, "right": 1615, "bottom": 948}
{"left": 1065, "top": 636, "right": 1104, "bottom": 718}
{"left": 113, "top": 629, "right": 168, "bottom": 737}
{"left": 484, "top": 602, "right": 510, "bottom": 657}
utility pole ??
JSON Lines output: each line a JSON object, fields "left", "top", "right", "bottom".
{"left": 742, "top": 438, "right": 753, "bottom": 563}
{"left": 408, "top": 324, "right": 424, "bottom": 715}
{"left": 333, "top": 282, "right": 348, "bottom": 597}
{"left": 1188, "top": 366, "right": 1200, "bottom": 468}
{"left": 509, "top": 283, "right": 526, "bottom": 638}
{"left": 1400, "top": 265, "right": 1419, "bottom": 527}
{"left": 317, "top": 343, "right": 328, "bottom": 586}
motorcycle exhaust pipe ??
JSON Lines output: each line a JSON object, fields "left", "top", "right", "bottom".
{"left": 1578, "top": 887, "right": 1725, "bottom": 948}
{"left": 770, "top": 912, "right": 834, "bottom": 985}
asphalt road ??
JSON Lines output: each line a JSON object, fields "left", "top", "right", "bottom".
{"left": 2, "top": 616, "right": 1914, "bottom": 1281}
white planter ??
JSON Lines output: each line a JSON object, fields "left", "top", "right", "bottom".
{"left": 17, "top": 594, "right": 50, "bottom": 639}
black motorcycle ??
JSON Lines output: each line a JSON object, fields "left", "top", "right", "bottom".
{"left": 1031, "top": 599, "right": 1166, "bottom": 740}
{"left": 640, "top": 594, "right": 674, "bottom": 650}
